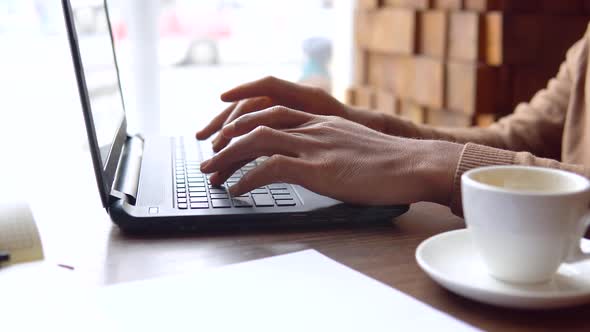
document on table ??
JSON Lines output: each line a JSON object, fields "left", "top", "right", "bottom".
{"left": 2, "top": 250, "right": 478, "bottom": 332}
{"left": 95, "top": 250, "right": 478, "bottom": 332}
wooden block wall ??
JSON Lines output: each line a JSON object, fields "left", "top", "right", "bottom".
{"left": 349, "top": 0, "right": 589, "bottom": 128}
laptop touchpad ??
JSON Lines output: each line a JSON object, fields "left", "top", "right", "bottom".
{"left": 136, "top": 137, "right": 173, "bottom": 208}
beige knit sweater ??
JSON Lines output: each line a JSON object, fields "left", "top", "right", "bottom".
{"left": 394, "top": 25, "right": 590, "bottom": 216}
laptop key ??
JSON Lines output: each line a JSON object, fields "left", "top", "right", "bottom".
{"left": 210, "top": 193, "right": 229, "bottom": 199}
{"left": 212, "top": 199, "right": 232, "bottom": 208}
{"left": 190, "top": 196, "right": 208, "bottom": 203}
{"left": 177, "top": 198, "right": 187, "bottom": 203}
{"left": 177, "top": 193, "right": 187, "bottom": 198}
{"left": 252, "top": 194, "right": 274, "bottom": 207}
{"left": 189, "top": 192, "right": 207, "bottom": 197}
{"left": 209, "top": 188, "right": 227, "bottom": 194}
{"left": 251, "top": 188, "right": 268, "bottom": 194}
{"left": 232, "top": 197, "right": 253, "bottom": 207}
{"left": 190, "top": 202, "right": 209, "bottom": 209}
{"left": 276, "top": 199, "right": 296, "bottom": 207}
{"left": 268, "top": 184, "right": 288, "bottom": 190}
{"left": 273, "top": 195, "right": 293, "bottom": 201}
{"left": 271, "top": 190, "right": 290, "bottom": 195}
{"left": 178, "top": 203, "right": 188, "bottom": 209}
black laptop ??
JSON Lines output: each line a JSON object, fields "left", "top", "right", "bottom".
{"left": 61, "top": 0, "right": 408, "bottom": 233}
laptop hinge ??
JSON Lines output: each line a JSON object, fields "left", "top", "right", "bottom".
{"left": 110, "top": 135, "right": 144, "bottom": 206}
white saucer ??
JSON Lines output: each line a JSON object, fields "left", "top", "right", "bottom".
{"left": 416, "top": 229, "right": 590, "bottom": 309}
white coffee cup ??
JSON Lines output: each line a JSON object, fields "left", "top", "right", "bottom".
{"left": 461, "top": 166, "right": 590, "bottom": 284}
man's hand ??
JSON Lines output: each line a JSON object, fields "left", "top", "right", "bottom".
{"left": 200, "top": 106, "right": 463, "bottom": 206}
{"left": 196, "top": 76, "right": 349, "bottom": 152}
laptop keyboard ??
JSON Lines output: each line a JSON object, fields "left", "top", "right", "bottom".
{"left": 173, "top": 137, "right": 298, "bottom": 210}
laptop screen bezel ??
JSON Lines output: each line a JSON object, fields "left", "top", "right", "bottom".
{"left": 62, "top": 0, "right": 127, "bottom": 209}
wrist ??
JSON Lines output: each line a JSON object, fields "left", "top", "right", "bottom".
{"left": 417, "top": 140, "right": 464, "bottom": 206}
{"left": 344, "top": 106, "right": 387, "bottom": 133}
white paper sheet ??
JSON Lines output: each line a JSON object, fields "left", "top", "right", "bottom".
{"left": 96, "top": 250, "right": 478, "bottom": 332}
{"left": 3, "top": 250, "right": 478, "bottom": 332}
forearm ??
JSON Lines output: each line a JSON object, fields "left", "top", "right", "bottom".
{"left": 345, "top": 106, "right": 444, "bottom": 139}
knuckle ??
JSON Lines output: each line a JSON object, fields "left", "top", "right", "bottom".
{"left": 266, "top": 155, "right": 288, "bottom": 179}
{"left": 324, "top": 115, "right": 340, "bottom": 122}
{"left": 252, "top": 125, "right": 274, "bottom": 139}
{"left": 309, "top": 86, "right": 326, "bottom": 98}
{"left": 263, "top": 75, "right": 277, "bottom": 83}
{"left": 269, "top": 105, "right": 289, "bottom": 117}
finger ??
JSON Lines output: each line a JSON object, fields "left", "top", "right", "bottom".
{"left": 201, "top": 126, "right": 302, "bottom": 174}
{"left": 208, "top": 159, "right": 253, "bottom": 186}
{"left": 221, "top": 106, "right": 313, "bottom": 139}
{"left": 196, "top": 102, "right": 236, "bottom": 140}
{"left": 228, "top": 155, "right": 307, "bottom": 196}
{"left": 221, "top": 76, "right": 310, "bottom": 108}
{"left": 212, "top": 97, "right": 274, "bottom": 152}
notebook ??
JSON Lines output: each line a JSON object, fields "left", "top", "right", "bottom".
{"left": 0, "top": 200, "right": 43, "bottom": 265}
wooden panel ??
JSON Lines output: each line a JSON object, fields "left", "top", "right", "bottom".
{"left": 355, "top": 86, "right": 377, "bottom": 109}
{"left": 376, "top": 90, "right": 399, "bottom": 116}
{"left": 433, "top": 0, "right": 463, "bottom": 10}
{"left": 475, "top": 113, "right": 497, "bottom": 127}
{"left": 542, "top": 0, "right": 584, "bottom": 14}
{"left": 354, "top": 49, "right": 369, "bottom": 85}
{"left": 511, "top": 64, "right": 558, "bottom": 108}
{"left": 399, "top": 101, "right": 427, "bottom": 124}
{"left": 427, "top": 109, "right": 472, "bottom": 127}
{"left": 419, "top": 10, "right": 448, "bottom": 58}
{"left": 541, "top": 16, "right": 589, "bottom": 64}
{"left": 448, "top": 12, "right": 483, "bottom": 62}
{"left": 354, "top": 11, "right": 373, "bottom": 49}
{"left": 357, "top": 0, "right": 381, "bottom": 10}
{"left": 484, "top": 13, "right": 542, "bottom": 65}
{"left": 367, "top": 54, "right": 416, "bottom": 99}
{"left": 414, "top": 57, "right": 445, "bottom": 109}
{"left": 464, "top": 0, "right": 536, "bottom": 12}
{"left": 446, "top": 61, "right": 506, "bottom": 115}
{"left": 345, "top": 87, "right": 356, "bottom": 106}
{"left": 383, "top": 0, "right": 430, "bottom": 9}
{"left": 356, "top": 9, "right": 417, "bottom": 55}
{"left": 369, "top": 9, "right": 417, "bottom": 54}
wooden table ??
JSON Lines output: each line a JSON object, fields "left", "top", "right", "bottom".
{"left": 11, "top": 151, "right": 590, "bottom": 332}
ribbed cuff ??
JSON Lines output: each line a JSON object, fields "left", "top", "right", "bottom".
{"left": 450, "top": 143, "right": 515, "bottom": 216}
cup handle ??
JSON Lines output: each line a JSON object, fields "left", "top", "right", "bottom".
{"left": 565, "top": 211, "right": 590, "bottom": 263}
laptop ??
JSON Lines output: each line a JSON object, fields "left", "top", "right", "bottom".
{"left": 61, "top": 0, "right": 409, "bottom": 233}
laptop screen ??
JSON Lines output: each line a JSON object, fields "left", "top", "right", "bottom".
{"left": 71, "top": 0, "right": 125, "bottom": 166}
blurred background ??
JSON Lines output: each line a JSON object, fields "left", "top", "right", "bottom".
{"left": 1, "top": 0, "right": 587, "bottom": 203}
{"left": 0, "top": 0, "right": 353, "bottom": 200}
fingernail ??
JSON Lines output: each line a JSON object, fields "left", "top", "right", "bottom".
{"left": 228, "top": 184, "right": 239, "bottom": 196}
{"left": 200, "top": 160, "right": 210, "bottom": 172}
